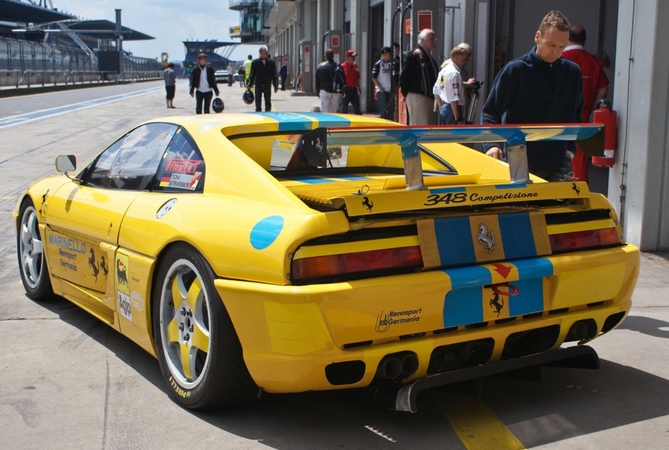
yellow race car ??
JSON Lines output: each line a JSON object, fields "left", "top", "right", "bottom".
{"left": 15, "top": 113, "right": 639, "bottom": 412}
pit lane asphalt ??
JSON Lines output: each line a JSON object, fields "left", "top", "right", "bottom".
{"left": 0, "top": 81, "right": 667, "bottom": 450}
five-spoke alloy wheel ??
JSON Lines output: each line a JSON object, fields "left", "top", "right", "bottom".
{"left": 17, "top": 200, "right": 53, "bottom": 300}
{"left": 152, "top": 244, "right": 258, "bottom": 410}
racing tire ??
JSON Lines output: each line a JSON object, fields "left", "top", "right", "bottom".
{"left": 17, "top": 199, "right": 53, "bottom": 300}
{"left": 152, "top": 244, "right": 259, "bottom": 410}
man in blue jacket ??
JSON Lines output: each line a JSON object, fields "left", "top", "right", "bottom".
{"left": 481, "top": 10, "right": 583, "bottom": 181}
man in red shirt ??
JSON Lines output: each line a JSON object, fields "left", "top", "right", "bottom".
{"left": 562, "top": 25, "right": 609, "bottom": 182}
{"left": 338, "top": 50, "right": 362, "bottom": 115}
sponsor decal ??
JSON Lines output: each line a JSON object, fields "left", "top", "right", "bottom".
{"left": 165, "top": 158, "right": 201, "bottom": 174}
{"left": 168, "top": 376, "right": 192, "bottom": 398}
{"left": 116, "top": 254, "right": 132, "bottom": 321}
{"left": 375, "top": 308, "right": 422, "bottom": 333}
{"left": 49, "top": 232, "right": 86, "bottom": 254}
{"left": 161, "top": 172, "right": 202, "bottom": 190}
{"left": 131, "top": 290, "right": 144, "bottom": 312}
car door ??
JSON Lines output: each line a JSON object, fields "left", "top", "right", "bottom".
{"left": 43, "top": 123, "right": 178, "bottom": 308}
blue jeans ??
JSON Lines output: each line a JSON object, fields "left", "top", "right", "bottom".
{"left": 439, "top": 104, "right": 462, "bottom": 125}
{"left": 377, "top": 91, "right": 391, "bottom": 119}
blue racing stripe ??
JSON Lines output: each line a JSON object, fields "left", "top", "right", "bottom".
{"left": 507, "top": 278, "right": 544, "bottom": 316}
{"left": 498, "top": 212, "right": 536, "bottom": 259}
{"left": 295, "top": 112, "right": 353, "bottom": 128}
{"left": 444, "top": 287, "right": 484, "bottom": 327}
{"left": 278, "top": 175, "right": 333, "bottom": 184}
{"left": 444, "top": 265, "right": 493, "bottom": 289}
{"left": 429, "top": 186, "right": 467, "bottom": 194}
{"left": 513, "top": 257, "right": 554, "bottom": 279}
{"left": 435, "top": 216, "right": 476, "bottom": 266}
{"left": 252, "top": 112, "right": 313, "bottom": 131}
{"left": 442, "top": 266, "right": 491, "bottom": 327}
{"left": 495, "top": 183, "right": 527, "bottom": 189}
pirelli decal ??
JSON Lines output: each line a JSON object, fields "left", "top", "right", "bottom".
{"left": 418, "top": 211, "right": 551, "bottom": 269}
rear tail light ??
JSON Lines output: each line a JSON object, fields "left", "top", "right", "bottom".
{"left": 549, "top": 227, "right": 621, "bottom": 253}
{"left": 292, "top": 246, "right": 422, "bottom": 281}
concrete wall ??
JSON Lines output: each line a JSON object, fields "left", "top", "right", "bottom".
{"left": 611, "top": 0, "right": 669, "bottom": 251}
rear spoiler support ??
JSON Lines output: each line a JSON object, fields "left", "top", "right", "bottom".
{"left": 327, "top": 124, "right": 604, "bottom": 189}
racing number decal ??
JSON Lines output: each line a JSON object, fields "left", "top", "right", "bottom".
{"left": 116, "top": 253, "right": 132, "bottom": 322}
{"left": 424, "top": 192, "right": 467, "bottom": 206}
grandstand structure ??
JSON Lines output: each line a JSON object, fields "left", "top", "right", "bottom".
{"left": 0, "top": 0, "right": 162, "bottom": 87}
{"left": 182, "top": 40, "right": 240, "bottom": 71}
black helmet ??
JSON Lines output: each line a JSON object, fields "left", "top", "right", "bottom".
{"left": 243, "top": 89, "right": 255, "bottom": 105}
{"left": 212, "top": 97, "right": 224, "bottom": 113}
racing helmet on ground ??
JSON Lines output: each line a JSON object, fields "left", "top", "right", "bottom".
{"left": 243, "top": 89, "right": 255, "bottom": 105}
{"left": 212, "top": 97, "right": 224, "bottom": 113}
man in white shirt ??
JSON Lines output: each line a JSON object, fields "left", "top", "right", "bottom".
{"left": 371, "top": 46, "right": 393, "bottom": 119}
{"left": 434, "top": 45, "right": 473, "bottom": 124}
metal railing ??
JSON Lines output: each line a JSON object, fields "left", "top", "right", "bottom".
{"left": 0, "top": 69, "right": 163, "bottom": 88}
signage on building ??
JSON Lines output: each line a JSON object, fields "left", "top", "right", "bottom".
{"left": 418, "top": 10, "right": 432, "bottom": 31}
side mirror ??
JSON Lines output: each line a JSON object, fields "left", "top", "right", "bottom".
{"left": 55, "top": 155, "right": 76, "bottom": 174}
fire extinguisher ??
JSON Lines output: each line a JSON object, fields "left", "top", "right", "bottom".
{"left": 592, "top": 100, "right": 617, "bottom": 167}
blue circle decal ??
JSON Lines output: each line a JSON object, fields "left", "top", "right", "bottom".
{"left": 250, "top": 216, "right": 285, "bottom": 250}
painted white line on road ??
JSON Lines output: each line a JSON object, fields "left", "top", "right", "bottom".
{"left": 0, "top": 85, "right": 164, "bottom": 130}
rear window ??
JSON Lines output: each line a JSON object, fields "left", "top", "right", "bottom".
{"left": 230, "top": 129, "right": 456, "bottom": 174}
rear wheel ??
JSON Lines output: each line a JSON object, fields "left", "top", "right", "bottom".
{"left": 17, "top": 200, "right": 53, "bottom": 300}
{"left": 152, "top": 244, "right": 258, "bottom": 410}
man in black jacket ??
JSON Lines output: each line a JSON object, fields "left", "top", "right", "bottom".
{"left": 399, "top": 29, "right": 439, "bottom": 125}
{"left": 315, "top": 49, "right": 338, "bottom": 113}
{"left": 248, "top": 47, "right": 278, "bottom": 112}
{"left": 189, "top": 53, "right": 220, "bottom": 114}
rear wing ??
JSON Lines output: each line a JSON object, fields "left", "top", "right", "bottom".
{"left": 327, "top": 124, "right": 604, "bottom": 190}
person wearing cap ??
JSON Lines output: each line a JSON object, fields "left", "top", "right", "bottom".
{"left": 399, "top": 29, "right": 440, "bottom": 125}
{"left": 315, "top": 48, "right": 339, "bottom": 113}
{"left": 372, "top": 46, "right": 393, "bottom": 119}
{"left": 338, "top": 49, "right": 362, "bottom": 115}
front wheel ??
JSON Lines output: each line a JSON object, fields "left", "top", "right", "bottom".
{"left": 17, "top": 199, "right": 53, "bottom": 300}
{"left": 152, "top": 244, "right": 258, "bottom": 410}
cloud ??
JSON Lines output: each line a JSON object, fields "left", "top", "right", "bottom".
{"left": 54, "top": 0, "right": 260, "bottom": 63}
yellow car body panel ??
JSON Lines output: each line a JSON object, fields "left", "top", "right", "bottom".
{"left": 15, "top": 113, "right": 640, "bottom": 403}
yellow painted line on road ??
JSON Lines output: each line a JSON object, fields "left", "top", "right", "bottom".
{"left": 436, "top": 392, "right": 525, "bottom": 450}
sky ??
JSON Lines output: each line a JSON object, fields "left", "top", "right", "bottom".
{"left": 53, "top": 0, "right": 261, "bottom": 63}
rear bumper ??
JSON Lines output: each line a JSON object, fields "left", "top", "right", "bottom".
{"left": 216, "top": 244, "right": 638, "bottom": 394}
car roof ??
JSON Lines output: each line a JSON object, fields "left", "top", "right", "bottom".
{"left": 143, "top": 113, "right": 396, "bottom": 140}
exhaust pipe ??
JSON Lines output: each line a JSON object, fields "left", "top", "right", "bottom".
{"left": 566, "top": 319, "right": 598, "bottom": 341}
{"left": 400, "top": 353, "right": 419, "bottom": 377}
{"left": 376, "top": 352, "right": 419, "bottom": 380}
{"left": 376, "top": 357, "right": 402, "bottom": 380}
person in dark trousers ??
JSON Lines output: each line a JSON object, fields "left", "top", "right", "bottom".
{"left": 338, "top": 49, "right": 362, "bottom": 115}
{"left": 163, "top": 62, "right": 176, "bottom": 108}
{"left": 189, "top": 53, "right": 220, "bottom": 114}
{"left": 315, "top": 48, "right": 339, "bottom": 113}
{"left": 248, "top": 47, "right": 279, "bottom": 111}
{"left": 481, "top": 10, "right": 583, "bottom": 182}
{"left": 279, "top": 63, "right": 288, "bottom": 90}
{"left": 371, "top": 46, "right": 393, "bottom": 119}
